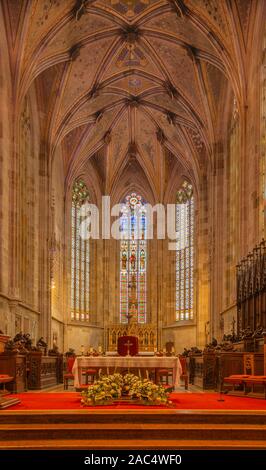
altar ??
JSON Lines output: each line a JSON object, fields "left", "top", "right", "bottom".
{"left": 72, "top": 356, "right": 182, "bottom": 389}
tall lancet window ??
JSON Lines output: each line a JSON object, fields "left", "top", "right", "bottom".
{"left": 120, "top": 193, "right": 147, "bottom": 324}
{"left": 176, "top": 181, "right": 194, "bottom": 321}
{"left": 71, "top": 180, "right": 90, "bottom": 322}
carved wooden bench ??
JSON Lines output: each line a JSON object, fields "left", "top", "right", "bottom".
{"left": 222, "top": 374, "right": 250, "bottom": 392}
{"left": 0, "top": 374, "right": 14, "bottom": 393}
{"left": 243, "top": 376, "right": 266, "bottom": 399}
{"left": 0, "top": 374, "right": 21, "bottom": 409}
{"left": 223, "top": 374, "right": 266, "bottom": 399}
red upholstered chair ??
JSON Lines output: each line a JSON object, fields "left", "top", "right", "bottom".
{"left": 63, "top": 356, "right": 75, "bottom": 390}
{"left": 156, "top": 368, "right": 173, "bottom": 386}
{"left": 83, "top": 368, "right": 98, "bottom": 385}
{"left": 179, "top": 356, "right": 189, "bottom": 390}
{"left": 144, "top": 368, "right": 156, "bottom": 382}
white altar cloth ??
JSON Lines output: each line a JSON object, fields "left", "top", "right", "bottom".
{"left": 72, "top": 356, "right": 182, "bottom": 389}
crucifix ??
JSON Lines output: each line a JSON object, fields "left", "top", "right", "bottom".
{"left": 125, "top": 339, "right": 133, "bottom": 357}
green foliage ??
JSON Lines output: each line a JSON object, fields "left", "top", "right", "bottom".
{"left": 81, "top": 373, "right": 172, "bottom": 406}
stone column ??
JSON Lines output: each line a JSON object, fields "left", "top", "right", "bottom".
{"left": 38, "top": 147, "right": 51, "bottom": 345}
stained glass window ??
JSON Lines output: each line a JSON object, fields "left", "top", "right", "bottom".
{"left": 176, "top": 181, "right": 194, "bottom": 321}
{"left": 71, "top": 180, "right": 90, "bottom": 322}
{"left": 120, "top": 193, "right": 147, "bottom": 324}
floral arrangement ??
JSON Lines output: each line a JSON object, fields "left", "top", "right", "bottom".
{"left": 122, "top": 373, "right": 141, "bottom": 392}
{"left": 129, "top": 378, "right": 171, "bottom": 405}
{"left": 81, "top": 372, "right": 172, "bottom": 406}
{"left": 81, "top": 373, "right": 123, "bottom": 406}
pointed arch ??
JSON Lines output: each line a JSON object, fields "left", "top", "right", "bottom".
{"left": 71, "top": 179, "right": 90, "bottom": 322}
{"left": 176, "top": 180, "right": 194, "bottom": 322}
{"left": 120, "top": 192, "right": 147, "bottom": 324}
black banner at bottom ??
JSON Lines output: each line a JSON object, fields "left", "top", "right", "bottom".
{"left": 0, "top": 450, "right": 264, "bottom": 468}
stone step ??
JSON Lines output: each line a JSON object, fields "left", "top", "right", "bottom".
{"left": 0, "top": 423, "right": 265, "bottom": 441}
{"left": 0, "top": 438, "right": 265, "bottom": 450}
{"left": 0, "top": 398, "right": 21, "bottom": 409}
{"left": 1, "top": 410, "right": 265, "bottom": 425}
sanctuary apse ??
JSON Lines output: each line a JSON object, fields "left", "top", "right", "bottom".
{"left": 0, "top": 0, "right": 265, "bottom": 358}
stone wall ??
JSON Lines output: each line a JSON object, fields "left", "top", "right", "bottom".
{"left": 0, "top": 4, "right": 265, "bottom": 356}
{"left": 65, "top": 325, "right": 104, "bottom": 354}
{"left": 51, "top": 147, "right": 65, "bottom": 326}
{"left": 211, "top": 18, "right": 266, "bottom": 339}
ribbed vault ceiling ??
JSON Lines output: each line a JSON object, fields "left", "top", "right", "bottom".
{"left": 2, "top": 0, "right": 255, "bottom": 189}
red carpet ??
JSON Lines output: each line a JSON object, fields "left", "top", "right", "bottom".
{"left": 3, "top": 392, "right": 266, "bottom": 411}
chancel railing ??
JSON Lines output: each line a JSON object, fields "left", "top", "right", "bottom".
{"left": 106, "top": 324, "right": 157, "bottom": 352}
{"left": 236, "top": 239, "right": 266, "bottom": 332}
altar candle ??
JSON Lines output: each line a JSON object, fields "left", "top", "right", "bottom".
{"left": 81, "top": 345, "right": 85, "bottom": 355}
{"left": 98, "top": 345, "right": 102, "bottom": 353}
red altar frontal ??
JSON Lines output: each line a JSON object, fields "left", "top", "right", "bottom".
{"left": 117, "top": 335, "right": 139, "bottom": 356}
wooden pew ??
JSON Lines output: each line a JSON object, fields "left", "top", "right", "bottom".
{"left": 0, "top": 374, "right": 21, "bottom": 409}
{"left": 222, "top": 353, "right": 266, "bottom": 398}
